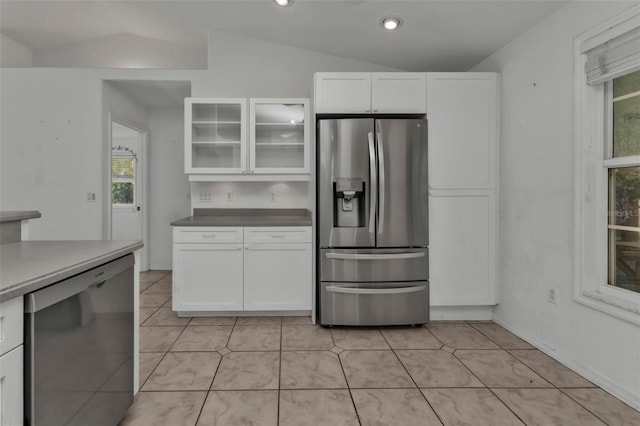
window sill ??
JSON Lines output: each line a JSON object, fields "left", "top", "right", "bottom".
{"left": 575, "top": 290, "right": 640, "bottom": 326}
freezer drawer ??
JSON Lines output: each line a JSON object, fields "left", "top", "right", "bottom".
{"left": 320, "top": 248, "right": 428, "bottom": 282}
{"left": 320, "top": 281, "right": 429, "bottom": 326}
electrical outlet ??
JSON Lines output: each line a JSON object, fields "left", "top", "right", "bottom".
{"left": 271, "top": 192, "right": 276, "bottom": 203}
{"left": 199, "top": 192, "right": 212, "bottom": 202}
{"left": 226, "top": 191, "right": 233, "bottom": 201}
{"left": 87, "top": 192, "right": 96, "bottom": 202}
{"left": 547, "top": 286, "right": 557, "bottom": 304}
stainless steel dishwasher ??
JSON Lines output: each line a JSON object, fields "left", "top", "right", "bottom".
{"left": 24, "top": 254, "right": 134, "bottom": 426}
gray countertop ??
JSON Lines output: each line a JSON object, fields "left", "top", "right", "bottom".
{"left": 0, "top": 211, "right": 41, "bottom": 223}
{"left": 171, "top": 208, "right": 312, "bottom": 227}
{"left": 0, "top": 240, "right": 143, "bottom": 302}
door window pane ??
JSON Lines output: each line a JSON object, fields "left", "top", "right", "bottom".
{"left": 112, "top": 157, "right": 135, "bottom": 205}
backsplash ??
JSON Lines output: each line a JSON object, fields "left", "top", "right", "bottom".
{"left": 190, "top": 181, "right": 312, "bottom": 211}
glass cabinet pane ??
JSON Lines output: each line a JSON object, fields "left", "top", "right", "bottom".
{"left": 192, "top": 144, "right": 241, "bottom": 169}
{"left": 187, "top": 100, "right": 245, "bottom": 173}
{"left": 253, "top": 102, "right": 306, "bottom": 171}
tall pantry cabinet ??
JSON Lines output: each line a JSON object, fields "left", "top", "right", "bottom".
{"left": 427, "top": 73, "right": 499, "bottom": 307}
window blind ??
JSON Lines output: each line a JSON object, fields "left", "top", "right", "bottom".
{"left": 585, "top": 25, "right": 640, "bottom": 85}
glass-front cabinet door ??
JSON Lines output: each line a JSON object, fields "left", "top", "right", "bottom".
{"left": 249, "top": 99, "right": 310, "bottom": 174}
{"left": 185, "top": 98, "right": 246, "bottom": 174}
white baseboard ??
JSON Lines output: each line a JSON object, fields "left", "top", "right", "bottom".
{"left": 492, "top": 318, "right": 640, "bottom": 412}
{"left": 430, "top": 305, "right": 495, "bottom": 321}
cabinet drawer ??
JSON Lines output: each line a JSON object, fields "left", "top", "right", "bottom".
{"left": 0, "top": 297, "right": 23, "bottom": 356}
{"left": 244, "top": 227, "right": 312, "bottom": 243}
{"left": 174, "top": 227, "right": 243, "bottom": 243}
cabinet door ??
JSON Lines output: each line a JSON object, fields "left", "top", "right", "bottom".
{"left": 249, "top": 99, "right": 310, "bottom": 174}
{"left": 173, "top": 243, "right": 244, "bottom": 311}
{"left": 185, "top": 98, "right": 247, "bottom": 174}
{"left": 429, "top": 192, "right": 496, "bottom": 305}
{"left": 427, "top": 73, "right": 498, "bottom": 190}
{"left": 315, "top": 73, "right": 372, "bottom": 114}
{"left": 0, "top": 346, "right": 23, "bottom": 426}
{"left": 244, "top": 243, "right": 312, "bottom": 311}
{"left": 372, "top": 73, "right": 427, "bottom": 113}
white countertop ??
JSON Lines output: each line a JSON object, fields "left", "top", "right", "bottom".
{"left": 0, "top": 240, "right": 143, "bottom": 302}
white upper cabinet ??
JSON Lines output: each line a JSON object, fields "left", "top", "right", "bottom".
{"left": 185, "top": 98, "right": 247, "bottom": 175}
{"left": 314, "top": 72, "right": 427, "bottom": 114}
{"left": 314, "top": 72, "right": 372, "bottom": 113}
{"left": 371, "top": 73, "right": 427, "bottom": 113}
{"left": 249, "top": 99, "right": 310, "bottom": 174}
{"left": 427, "top": 73, "right": 499, "bottom": 190}
{"left": 185, "top": 97, "right": 310, "bottom": 180}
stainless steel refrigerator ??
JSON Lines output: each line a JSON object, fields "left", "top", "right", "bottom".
{"left": 317, "top": 118, "right": 429, "bottom": 326}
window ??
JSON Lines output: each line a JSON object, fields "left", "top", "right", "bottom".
{"left": 112, "top": 156, "right": 135, "bottom": 206}
{"left": 607, "top": 71, "right": 640, "bottom": 294}
{"left": 575, "top": 5, "right": 640, "bottom": 324}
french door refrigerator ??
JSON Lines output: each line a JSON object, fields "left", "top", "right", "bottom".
{"left": 317, "top": 118, "right": 429, "bottom": 326}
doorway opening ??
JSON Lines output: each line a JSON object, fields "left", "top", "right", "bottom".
{"left": 109, "top": 118, "right": 149, "bottom": 270}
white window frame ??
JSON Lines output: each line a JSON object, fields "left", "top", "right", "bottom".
{"left": 574, "top": 6, "right": 640, "bottom": 325}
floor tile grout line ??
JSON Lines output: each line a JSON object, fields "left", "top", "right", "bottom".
{"left": 139, "top": 305, "right": 163, "bottom": 327}
{"left": 447, "top": 348, "right": 532, "bottom": 426}
{"left": 556, "top": 388, "right": 615, "bottom": 425}
{"left": 334, "top": 347, "right": 363, "bottom": 426}
{"left": 277, "top": 317, "right": 283, "bottom": 425}
{"left": 379, "top": 329, "right": 445, "bottom": 426}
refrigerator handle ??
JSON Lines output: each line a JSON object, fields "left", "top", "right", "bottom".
{"left": 326, "top": 285, "right": 426, "bottom": 295}
{"left": 376, "top": 121, "right": 385, "bottom": 235}
{"left": 368, "top": 131, "right": 377, "bottom": 235}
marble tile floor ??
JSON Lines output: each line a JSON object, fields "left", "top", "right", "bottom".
{"left": 121, "top": 270, "right": 640, "bottom": 425}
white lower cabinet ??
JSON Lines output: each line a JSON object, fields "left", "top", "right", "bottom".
{"left": 244, "top": 242, "right": 312, "bottom": 311}
{"left": 0, "top": 345, "right": 23, "bottom": 426}
{"left": 173, "top": 242, "right": 244, "bottom": 311}
{"left": 0, "top": 297, "right": 23, "bottom": 426}
{"left": 172, "top": 226, "right": 312, "bottom": 313}
{"left": 429, "top": 191, "right": 496, "bottom": 306}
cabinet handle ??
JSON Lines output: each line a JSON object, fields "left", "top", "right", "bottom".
{"left": 270, "top": 234, "right": 286, "bottom": 238}
{"left": 245, "top": 245, "right": 249, "bottom": 250}
{"left": 373, "top": 109, "right": 378, "bottom": 112}
{"left": 365, "top": 109, "right": 371, "bottom": 113}
{"left": 237, "top": 245, "right": 242, "bottom": 250}
{"left": 202, "top": 234, "right": 217, "bottom": 239}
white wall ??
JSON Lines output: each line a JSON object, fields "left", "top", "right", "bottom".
{"left": 148, "top": 107, "right": 190, "bottom": 270}
{"left": 471, "top": 1, "right": 640, "bottom": 409}
{"left": 0, "top": 34, "right": 33, "bottom": 67}
{"left": 0, "top": 30, "right": 399, "bottom": 265}
{"left": 33, "top": 33, "right": 207, "bottom": 70}
{"left": 0, "top": 70, "right": 102, "bottom": 239}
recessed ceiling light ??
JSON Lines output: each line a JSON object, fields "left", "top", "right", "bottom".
{"left": 274, "top": 0, "right": 293, "bottom": 6}
{"left": 380, "top": 16, "right": 403, "bottom": 31}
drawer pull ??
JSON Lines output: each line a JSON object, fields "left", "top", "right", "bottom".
{"left": 325, "top": 252, "right": 425, "bottom": 261}
{"left": 202, "top": 234, "right": 217, "bottom": 239}
{"left": 326, "top": 285, "right": 426, "bottom": 295}
{"left": 270, "top": 234, "right": 286, "bottom": 238}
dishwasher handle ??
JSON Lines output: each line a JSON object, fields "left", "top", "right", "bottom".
{"left": 25, "top": 254, "right": 134, "bottom": 313}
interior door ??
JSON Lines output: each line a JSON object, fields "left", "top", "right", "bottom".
{"left": 111, "top": 121, "right": 143, "bottom": 243}
{"left": 318, "top": 119, "right": 376, "bottom": 248}
{"left": 376, "top": 119, "right": 428, "bottom": 247}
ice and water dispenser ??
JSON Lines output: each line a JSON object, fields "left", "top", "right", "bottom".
{"left": 333, "top": 178, "right": 366, "bottom": 227}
